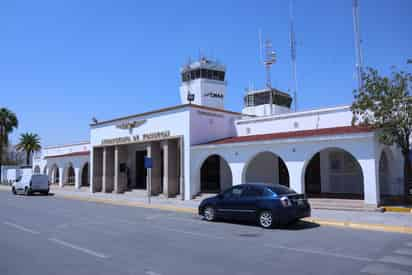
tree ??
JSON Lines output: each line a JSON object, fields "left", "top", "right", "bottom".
{"left": 0, "top": 108, "right": 18, "bottom": 181}
{"left": 351, "top": 67, "right": 412, "bottom": 202}
{"left": 16, "top": 133, "right": 41, "bottom": 166}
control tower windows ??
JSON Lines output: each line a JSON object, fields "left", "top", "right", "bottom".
{"left": 182, "top": 69, "right": 225, "bottom": 82}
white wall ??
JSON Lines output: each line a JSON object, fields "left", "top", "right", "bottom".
{"left": 189, "top": 109, "right": 240, "bottom": 145}
{"left": 180, "top": 79, "right": 226, "bottom": 109}
{"left": 242, "top": 104, "right": 291, "bottom": 117}
{"left": 236, "top": 105, "right": 353, "bottom": 136}
{"left": 43, "top": 142, "right": 90, "bottom": 157}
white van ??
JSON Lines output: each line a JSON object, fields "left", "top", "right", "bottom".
{"left": 12, "top": 174, "right": 50, "bottom": 196}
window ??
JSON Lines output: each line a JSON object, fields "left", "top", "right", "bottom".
{"left": 243, "top": 186, "right": 263, "bottom": 197}
{"left": 223, "top": 186, "right": 244, "bottom": 198}
{"left": 268, "top": 185, "right": 295, "bottom": 196}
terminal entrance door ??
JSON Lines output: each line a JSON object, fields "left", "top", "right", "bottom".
{"left": 135, "top": 151, "right": 147, "bottom": 189}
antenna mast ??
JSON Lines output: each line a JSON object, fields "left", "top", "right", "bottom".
{"left": 352, "top": 0, "right": 363, "bottom": 92}
{"left": 290, "top": 0, "right": 298, "bottom": 111}
{"left": 263, "top": 40, "right": 276, "bottom": 115}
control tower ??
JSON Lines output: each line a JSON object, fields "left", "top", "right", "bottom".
{"left": 242, "top": 88, "right": 292, "bottom": 116}
{"left": 179, "top": 57, "right": 227, "bottom": 109}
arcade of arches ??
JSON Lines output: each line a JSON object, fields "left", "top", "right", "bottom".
{"left": 199, "top": 148, "right": 369, "bottom": 201}
{"left": 47, "top": 162, "right": 90, "bottom": 188}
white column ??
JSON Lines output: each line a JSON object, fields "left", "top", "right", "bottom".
{"left": 114, "top": 146, "right": 119, "bottom": 193}
{"left": 162, "top": 141, "right": 169, "bottom": 197}
{"left": 74, "top": 167, "right": 81, "bottom": 189}
{"left": 58, "top": 167, "right": 64, "bottom": 188}
{"left": 360, "top": 158, "right": 380, "bottom": 206}
{"left": 230, "top": 162, "right": 245, "bottom": 186}
{"left": 90, "top": 149, "right": 94, "bottom": 193}
{"left": 287, "top": 161, "right": 304, "bottom": 194}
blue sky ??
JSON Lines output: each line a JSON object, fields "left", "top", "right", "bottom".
{"left": 1, "top": 0, "right": 411, "bottom": 146}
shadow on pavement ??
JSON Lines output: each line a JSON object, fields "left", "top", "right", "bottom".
{"left": 206, "top": 218, "right": 320, "bottom": 231}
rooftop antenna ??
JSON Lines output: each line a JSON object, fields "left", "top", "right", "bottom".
{"left": 290, "top": 0, "right": 298, "bottom": 112}
{"left": 353, "top": 0, "right": 364, "bottom": 92}
{"left": 263, "top": 39, "right": 277, "bottom": 115}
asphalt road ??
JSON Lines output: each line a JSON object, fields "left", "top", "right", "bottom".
{"left": 0, "top": 191, "right": 412, "bottom": 275}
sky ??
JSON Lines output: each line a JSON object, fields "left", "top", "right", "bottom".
{"left": 1, "top": 0, "right": 411, "bottom": 147}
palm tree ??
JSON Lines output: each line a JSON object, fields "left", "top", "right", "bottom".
{"left": 16, "top": 133, "right": 41, "bottom": 166}
{"left": 0, "top": 108, "right": 18, "bottom": 181}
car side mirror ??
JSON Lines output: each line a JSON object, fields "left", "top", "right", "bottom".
{"left": 217, "top": 194, "right": 223, "bottom": 199}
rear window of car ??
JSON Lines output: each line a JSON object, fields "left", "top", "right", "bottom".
{"left": 267, "top": 185, "right": 296, "bottom": 196}
{"left": 32, "top": 175, "right": 48, "bottom": 181}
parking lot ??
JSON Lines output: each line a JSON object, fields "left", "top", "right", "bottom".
{"left": 1, "top": 191, "right": 411, "bottom": 275}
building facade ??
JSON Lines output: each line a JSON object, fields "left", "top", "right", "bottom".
{"left": 32, "top": 57, "right": 407, "bottom": 206}
{"left": 33, "top": 142, "right": 90, "bottom": 189}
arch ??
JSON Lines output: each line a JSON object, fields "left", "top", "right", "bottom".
{"left": 200, "top": 154, "right": 232, "bottom": 193}
{"left": 33, "top": 165, "right": 41, "bottom": 174}
{"left": 49, "top": 164, "right": 60, "bottom": 185}
{"left": 43, "top": 165, "right": 48, "bottom": 175}
{"left": 81, "top": 162, "right": 90, "bottom": 187}
{"left": 303, "top": 147, "right": 364, "bottom": 199}
{"left": 63, "top": 163, "right": 76, "bottom": 186}
{"left": 242, "top": 151, "right": 290, "bottom": 187}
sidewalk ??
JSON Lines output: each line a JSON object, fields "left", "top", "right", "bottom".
{"left": 1, "top": 185, "right": 411, "bottom": 234}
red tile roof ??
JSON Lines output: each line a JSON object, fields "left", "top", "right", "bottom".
{"left": 204, "top": 126, "right": 374, "bottom": 145}
{"left": 44, "top": 151, "right": 90, "bottom": 159}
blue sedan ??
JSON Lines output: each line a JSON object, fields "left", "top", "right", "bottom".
{"left": 198, "top": 183, "right": 311, "bottom": 228}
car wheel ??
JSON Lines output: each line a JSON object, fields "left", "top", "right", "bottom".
{"left": 203, "top": 206, "right": 216, "bottom": 222}
{"left": 12, "top": 187, "right": 16, "bottom": 195}
{"left": 24, "top": 187, "right": 31, "bottom": 196}
{"left": 43, "top": 190, "right": 49, "bottom": 196}
{"left": 258, "top": 210, "right": 273, "bottom": 229}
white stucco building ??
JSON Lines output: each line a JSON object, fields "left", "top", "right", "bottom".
{"left": 33, "top": 142, "right": 90, "bottom": 189}
{"left": 32, "top": 57, "right": 407, "bottom": 206}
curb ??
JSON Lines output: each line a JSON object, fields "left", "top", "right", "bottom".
{"left": 302, "top": 218, "right": 412, "bottom": 235}
{"left": 382, "top": 206, "right": 412, "bottom": 213}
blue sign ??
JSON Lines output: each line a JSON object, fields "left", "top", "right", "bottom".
{"left": 144, "top": 157, "right": 153, "bottom": 169}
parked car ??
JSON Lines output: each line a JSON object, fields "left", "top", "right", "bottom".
{"left": 198, "top": 183, "right": 311, "bottom": 228}
{"left": 12, "top": 174, "right": 49, "bottom": 196}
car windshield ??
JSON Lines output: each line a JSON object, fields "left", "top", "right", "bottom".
{"left": 268, "top": 185, "right": 296, "bottom": 196}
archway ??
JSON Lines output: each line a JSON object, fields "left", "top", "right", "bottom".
{"left": 34, "top": 165, "right": 41, "bottom": 174}
{"left": 81, "top": 163, "right": 90, "bottom": 187}
{"left": 200, "top": 155, "right": 232, "bottom": 193}
{"left": 43, "top": 165, "right": 48, "bottom": 175}
{"left": 304, "top": 148, "right": 364, "bottom": 199}
{"left": 64, "top": 164, "right": 75, "bottom": 186}
{"left": 244, "top": 151, "right": 290, "bottom": 187}
{"left": 50, "top": 164, "right": 60, "bottom": 185}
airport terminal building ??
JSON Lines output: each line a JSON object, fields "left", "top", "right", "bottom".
{"left": 33, "top": 57, "right": 407, "bottom": 206}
